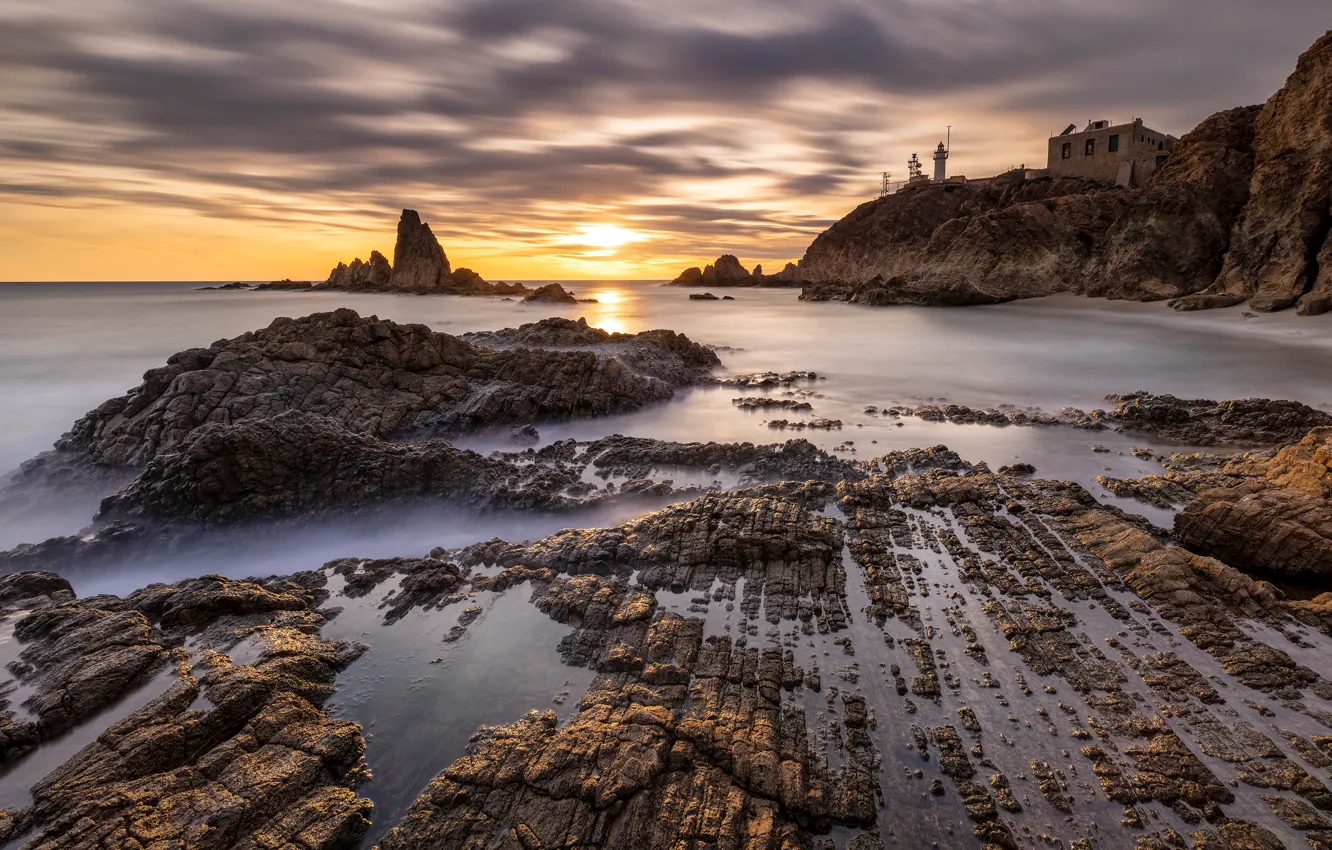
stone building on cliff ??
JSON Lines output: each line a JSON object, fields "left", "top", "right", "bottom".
{"left": 1047, "top": 118, "right": 1176, "bottom": 187}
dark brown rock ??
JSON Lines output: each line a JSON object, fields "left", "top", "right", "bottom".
{"left": 323, "top": 250, "right": 392, "bottom": 291}
{"left": 520, "top": 282, "right": 578, "bottom": 304}
{"left": 20, "top": 311, "right": 719, "bottom": 474}
{"left": 1175, "top": 32, "right": 1332, "bottom": 314}
{"left": 389, "top": 208, "right": 451, "bottom": 292}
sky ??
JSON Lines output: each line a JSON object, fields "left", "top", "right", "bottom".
{"left": 0, "top": 1, "right": 1327, "bottom": 282}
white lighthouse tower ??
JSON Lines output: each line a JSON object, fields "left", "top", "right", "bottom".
{"left": 933, "top": 141, "right": 949, "bottom": 182}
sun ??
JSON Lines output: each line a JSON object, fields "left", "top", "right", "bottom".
{"left": 567, "top": 225, "right": 644, "bottom": 250}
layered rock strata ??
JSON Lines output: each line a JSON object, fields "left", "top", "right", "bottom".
{"left": 0, "top": 573, "right": 371, "bottom": 849}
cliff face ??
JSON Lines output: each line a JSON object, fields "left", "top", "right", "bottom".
{"left": 798, "top": 174, "right": 1134, "bottom": 305}
{"left": 1174, "top": 31, "right": 1332, "bottom": 315}
{"left": 1089, "top": 105, "right": 1261, "bottom": 301}
{"left": 798, "top": 30, "right": 1332, "bottom": 314}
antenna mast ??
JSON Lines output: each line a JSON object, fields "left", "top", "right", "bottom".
{"left": 880, "top": 171, "right": 892, "bottom": 198}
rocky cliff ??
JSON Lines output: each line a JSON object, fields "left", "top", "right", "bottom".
{"left": 1173, "top": 31, "right": 1332, "bottom": 315}
{"left": 796, "top": 30, "right": 1332, "bottom": 314}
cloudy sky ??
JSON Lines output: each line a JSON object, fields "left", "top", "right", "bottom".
{"left": 1, "top": 0, "right": 1326, "bottom": 281}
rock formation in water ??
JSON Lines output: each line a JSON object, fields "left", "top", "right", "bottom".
{"left": 670, "top": 255, "right": 802, "bottom": 288}
{"left": 9, "top": 311, "right": 719, "bottom": 490}
{"left": 95, "top": 411, "right": 587, "bottom": 523}
{"left": 317, "top": 209, "right": 531, "bottom": 297}
{"left": 1173, "top": 32, "right": 1332, "bottom": 315}
{"left": 794, "top": 31, "right": 1332, "bottom": 314}
{"left": 388, "top": 209, "right": 451, "bottom": 291}
{"left": 253, "top": 278, "right": 315, "bottom": 291}
{"left": 324, "top": 250, "right": 392, "bottom": 290}
{"left": 520, "top": 282, "right": 578, "bottom": 304}
{"left": 871, "top": 391, "right": 1332, "bottom": 446}
{"left": 0, "top": 573, "right": 371, "bottom": 850}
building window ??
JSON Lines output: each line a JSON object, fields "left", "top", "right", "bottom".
{"left": 1084, "top": 139, "right": 1096, "bottom": 156}
{"left": 1108, "top": 134, "right": 1119, "bottom": 153}
{"left": 1061, "top": 142, "right": 1072, "bottom": 160}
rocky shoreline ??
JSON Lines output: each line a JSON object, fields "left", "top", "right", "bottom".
{"left": 0, "top": 307, "right": 1331, "bottom": 849}
{"left": 669, "top": 30, "right": 1332, "bottom": 318}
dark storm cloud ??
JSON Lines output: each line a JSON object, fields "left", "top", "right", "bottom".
{"left": 2, "top": 0, "right": 1328, "bottom": 261}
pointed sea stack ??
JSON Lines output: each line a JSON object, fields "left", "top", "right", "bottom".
{"left": 389, "top": 209, "right": 452, "bottom": 292}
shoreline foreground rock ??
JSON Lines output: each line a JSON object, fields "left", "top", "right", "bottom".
{"left": 4, "top": 426, "right": 1331, "bottom": 847}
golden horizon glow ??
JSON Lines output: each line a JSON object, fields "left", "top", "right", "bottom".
{"left": 571, "top": 225, "right": 643, "bottom": 250}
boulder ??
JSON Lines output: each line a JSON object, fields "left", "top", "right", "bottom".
{"left": 1175, "top": 427, "right": 1332, "bottom": 582}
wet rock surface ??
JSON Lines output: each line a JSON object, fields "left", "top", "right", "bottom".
{"left": 877, "top": 391, "right": 1331, "bottom": 447}
{"left": 5, "top": 422, "right": 1332, "bottom": 848}
{"left": 7, "top": 312, "right": 719, "bottom": 487}
{"left": 1105, "top": 392, "right": 1332, "bottom": 446}
{"left": 0, "top": 574, "right": 371, "bottom": 850}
